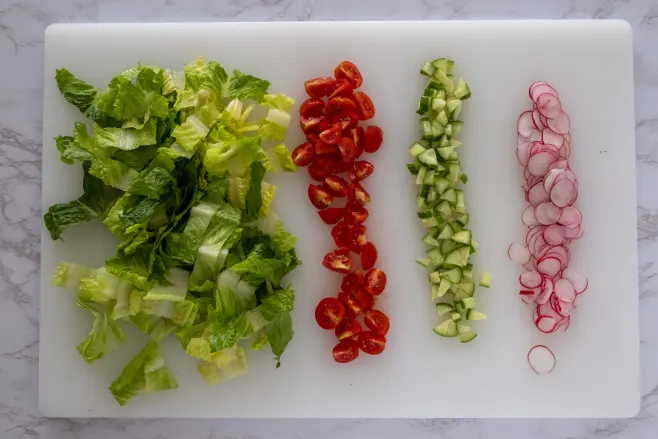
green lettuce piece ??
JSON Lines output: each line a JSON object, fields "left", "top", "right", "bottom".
{"left": 227, "top": 174, "right": 250, "bottom": 210}
{"left": 244, "top": 161, "right": 265, "bottom": 221}
{"left": 129, "top": 314, "right": 175, "bottom": 342}
{"left": 125, "top": 153, "right": 176, "bottom": 199}
{"left": 229, "top": 247, "right": 285, "bottom": 283}
{"left": 257, "top": 213, "right": 297, "bottom": 255}
{"left": 77, "top": 305, "right": 126, "bottom": 364}
{"left": 112, "top": 144, "right": 159, "bottom": 169}
{"left": 162, "top": 68, "right": 183, "bottom": 95}
{"left": 105, "top": 247, "right": 155, "bottom": 291}
{"left": 257, "top": 287, "right": 294, "bottom": 321}
{"left": 206, "top": 310, "right": 266, "bottom": 352}
{"left": 226, "top": 70, "right": 269, "bottom": 102}
{"left": 168, "top": 201, "right": 219, "bottom": 264}
{"left": 197, "top": 346, "right": 248, "bottom": 385}
{"left": 140, "top": 299, "right": 198, "bottom": 327}
{"left": 55, "top": 68, "right": 117, "bottom": 125}
{"left": 273, "top": 144, "right": 296, "bottom": 172}
{"left": 94, "top": 118, "right": 157, "bottom": 151}
{"left": 51, "top": 261, "right": 94, "bottom": 291}
{"left": 112, "top": 284, "right": 132, "bottom": 320}
{"left": 109, "top": 341, "right": 178, "bottom": 406}
{"left": 89, "top": 157, "right": 139, "bottom": 191}
{"left": 142, "top": 268, "right": 189, "bottom": 302}
{"left": 250, "top": 331, "right": 269, "bottom": 350}
{"left": 55, "top": 135, "right": 93, "bottom": 164}
{"left": 258, "top": 182, "right": 276, "bottom": 218}
{"left": 172, "top": 103, "right": 221, "bottom": 151}
{"left": 261, "top": 93, "right": 295, "bottom": 112}
{"left": 204, "top": 136, "right": 263, "bottom": 177}
{"left": 111, "top": 68, "right": 169, "bottom": 122}
{"left": 265, "top": 310, "right": 293, "bottom": 367}
{"left": 78, "top": 267, "right": 132, "bottom": 305}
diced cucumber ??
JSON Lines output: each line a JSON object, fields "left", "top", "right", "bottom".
{"left": 420, "top": 185, "right": 430, "bottom": 198}
{"left": 479, "top": 271, "right": 492, "bottom": 288}
{"left": 435, "top": 200, "right": 452, "bottom": 217}
{"left": 407, "top": 162, "right": 420, "bottom": 175}
{"left": 460, "top": 297, "right": 476, "bottom": 310}
{"left": 431, "top": 57, "right": 448, "bottom": 71}
{"left": 440, "top": 188, "right": 457, "bottom": 204}
{"left": 444, "top": 123, "right": 453, "bottom": 138}
{"left": 436, "top": 302, "right": 455, "bottom": 316}
{"left": 466, "top": 309, "right": 487, "bottom": 321}
{"left": 456, "top": 190, "right": 465, "bottom": 210}
{"left": 429, "top": 271, "right": 441, "bottom": 284}
{"left": 459, "top": 173, "right": 468, "bottom": 184}
{"left": 418, "top": 148, "right": 438, "bottom": 167}
{"left": 450, "top": 311, "right": 462, "bottom": 322}
{"left": 437, "top": 224, "right": 454, "bottom": 240}
{"left": 435, "top": 178, "right": 451, "bottom": 195}
{"left": 421, "top": 119, "right": 433, "bottom": 139}
{"left": 454, "top": 78, "right": 471, "bottom": 99}
{"left": 437, "top": 278, "right": 452, "bottom": 299}
{"left": 423, "top": 169, "right": 436, "bottom": 185}
{"left": 436, "top": 110, "right": 449, "bottom": 126}
{"left": 463, "top": 263, "right": 473, "bottom": 280}
{"left": 439, "top": 135, "right": 450, "bottom": 148}
{"left": 456, "top": 213, "right": 469, "bottom": 225}
{"left": 417, "top": 209, "right": 433, "bottom": 219}
{"left": 447, "top": 98, "right": 462, "bottom": 115}
{"left": 431, "top": 120, "right": 444, "bottom": 138}
{"left": 415, "top": 166, "right": 427, "bottom": 185}
{"left": 426, "top": 248, "right": 444, "bottom": 265}
{"left": 450, "top": 139, "right": 462, "bottom": 148}
{"left": 450, "top": 221, "right": 464, "bottom": 233}
{"left": 431, "top": 98, "right": 446, "bottom": 112}
{"left": 445, "top": 246, "right": 470, "bottom": 267}
{"left": 416, "top": 96, "right": 430, "bottom": 115}
{"left": 421, "top": 216, "right": 439, "bottom": 228}
{"left": 426, "top": 187, "right": 437, "bottom": 203}
{"left": 440, "top": 238, "right": 457, "bottom": 256}
{"left": 442, "top": 267, "right": 463, "bottom": 283}
{"left": 458, "top": 280, "right": 475, "bottom": 297}
{"left": 445, "top": 59, "right": 455, "bottom": 74}
{"left": 416, "top": 195, "right": 427, "bottom": 208}
{"left": 422, "top": 232, "right": 440, "bottom": 247}
{"left": 452, "top": 120, "right": 464, "bottom": 136}
{"left": 416, "top": 257, "right": 432, "bottom": 267}
{"left": 437, "top": 146, "right": 454, "bottom": 160}
{"left": 448, "top": 163, "right": 461, "bottom": 182}
{"left": 433, "top": 69, "right": 452, "bottom": 90}
{"left": 458, "top": 326, "right": 477, "bottom": 343}
{"left": 451, "top": 230, "right": 472, "bottom": 245}
{"left": 420, "top": 62, "right": 436, "bottom": 77}
{"left": 409, "top": 142, "right": 427, "bottom": 158}
{"left": 433, "top": 319, "right": 458, "bottom": 337}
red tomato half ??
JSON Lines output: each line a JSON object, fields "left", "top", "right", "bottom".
{"left": 328, "top": 79, "right": 354, "bottom": 99}
{"left": 334, "top": 61, "right": 363, "bottom": 88}
{"left": 357, "top": 288, "right": 375, "bottom": 311}
{"left": 353, "top": 92, "right": 376, "bottom": 120}
{"left": 308, "top": 184, "right": 333, "bottom": 210}
{"left": 323, "top": 175, "right": 350, "bottom": 197}
{"left": 319, "top": 125, "right": 343, "bottom": 145}
{"left": 347, "top": 224, "right": 367, "bottom": 254}
{"left": 326, "top": 96, "right": 357, "bottom": 116}
{"left": 337, "top": 137, "right": 359, "bottom": 163}
{"left": 363, "top": 268, "right": 386, "bottom": 295}
{"left": 329, "top": 110, "right": 360, "bottom": 130}
{"left": 338, "top": 291, "right": 363, "bottom": 319}
{"left": 360, "top": 242, "right": 378, "bottom": 270}
{"left": 315, "top": 297, "right": 345, "bottom": 330}
{"left": 348, "top": 182, "right": 371, "bottom": 206}
{"left": 292, "top": 142, "right": 314, "bottom": 167}
{"left": 331, "top": 221, "right": 350, "bottom": 248}
{"left": 345, "top": 202, "right": 369, "bottom": 226}
{"left": 322, "top": 248, "right": 353, "bottom": 274}
{"left": 341, "top": 268, "right": 365, "bottom": 295}
{"left": 335, "top": 318, "right": 362, "bottom": 341}
{"left": 318, "top": 207, "right": 345, "bottom": 225}
{"left": 364, "top": 309, "right": 390, "bottom": 336}
{"left": 363, "top": 125, "right": 384, "bottom": 153}
{"left": 358, "top": 331, "right": 386, "bottom": 355}
{"left": 300, "top": 98, "right": 325, "bottom": 117}
{"left": 300, "top": 115, "right": 326, "bottom": 134}
{"left": 333, "top": 338, "right": 359, "bottom": 363}
{"left": 304, "top": 77, "right": 335, "bottom": 98}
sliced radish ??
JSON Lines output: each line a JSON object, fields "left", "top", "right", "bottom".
{"left": 524, "top": 259, "right": 537, "bottom": 272}
{"left": 543, "top": 224, "right": 565, "bottom": 246}
{"left": 536, "top": 275, "right": 554, "bottom": 304}
{"left": 550, "top": 179, "right": 577, "bottom": 208}
{"left": 532, "top": 109, "right": 545, "bottom": 130}
{"left": 520, "top": 271, "right": 542, "bottom": 289}
{"left": 535, "top": 202, "right": 561, "bottom": 225}
{"left": 548, "top": 159, "right": 569, "bottom": 172}
{"left": 536, "top": 93, "right": 562, "bottom": 118}
{"left": 537, "top": 257, "right": 561, "bottom": 278}
{"left": 529, "top": 81, "right": 549, "bottom": 99}
{"left": 535, "top": 316, "right": 557, "bottom": 333}
{"left": 559, "top": 140, "right": 571, "bottom": 159}
{"left": 517, "top": 111, "right": 536, "bottom": 137}
{"left": 547, "top": 111, "right": 571, "bottom": 134}
{"left": 540, "top": 300, "right": 562, "bottom": 322}
{"left": 517, "top": 141, "right": 532, "bottom": 166}
{"left": 554, "top": 278, "right": 576, "bottom": 303}
{"left": 527, "top": 152, "right": 557, "bottom": 177}
{"left": 528, "top": 181, "right": 551, "bottom": 206}
{"left": 522, "top": 205, "right": 539, "bottom": 227}
{"left": 562, "top": 224, "right": 581, "bottom": 239}
{"left": 543, "top": 168, "right": 564, "bottom": 193}
{"left": 528, "top": 345, "right": 556, "bottom": 374}
{"left": 562, "top": 268, "right": 588, "bottom": 294}
{"left": 508, "top": 243, "right": 531, "bottom": 265}
{"left": 542, "top": 128, "right": 564, "bottom": 148}
{"left": 555, "top": 298, "right": 575, "bottom": 317}
{"left": 558, "top": 206, "right": 582, "bottom": 229}
{"left": 531, "top": 83, "right": 559, "bottom": 102}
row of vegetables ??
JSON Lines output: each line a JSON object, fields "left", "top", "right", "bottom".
{"left": 45, "top": 57, "right": 585, "bottom": 405}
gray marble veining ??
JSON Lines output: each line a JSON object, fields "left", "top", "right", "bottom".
{"left": 1, "top": 0, "right": 657, "bottom": 438}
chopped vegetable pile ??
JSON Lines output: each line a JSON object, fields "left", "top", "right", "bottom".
{"left": 407, "top": 59, "right": 489, "bottom": 342}
{"left": 46, "top": 57, "right": 301, "bottom": 405}
{"left": 513, "top": 81, "right": 587, "bottom": 373}
{"left": 293, "top": 61, "right": 389, "bottom": 363}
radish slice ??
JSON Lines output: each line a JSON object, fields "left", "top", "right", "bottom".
{"left": 536, "top": 276, "right": 554, "bottom": 304}
{"left": 562, "top": 268, "right": 588, "bottom": 294}
{"left": 537, "top": 257, "right": 561, "bottom": 278}
{"left": 517, "top": 111, "right": 536, "bottom": 137}
{"left": 536, "top": 93, "right": 562, "bottom": 118}
{"left": 558, "top": 206, "right": 582, "bottom": 228}
{"left": 548, "top": 159, "right": 569, "bottom": 172}
{"left": 517, "top": 141, "right": 532, "bottom": 166}
{"left": 555, "top": 298, "right": 575, "bottom": 316}
{"left": 543, "top": 224, "right": 565, "bottom": 246}
{"left": 562, "top": 224, "right": 581, "bottom": 239}
{"left": 532, "top": 109, "right": 545, "bottom": 130}
{"left": 527, "top": 152, "right": 557, "bottom": 177}
{"left": 528, "top": 181, "right": 551, "bottom": 206}
{"left": 531, "top": 84, "right": 559, "bottom": 102}
{"left": 508, "top": 243, "right": 531, "bottom": 265}
{"left": 528, "top": 345, "right": 556, "bottom": 374}
{"left": 542, "top": 128, "right": 564, "bottom": 148}
{"left": 529, "top": 81, "right": 549, "bottom": 99}
{"left": 543, "top": 168, "right": 564, "bottom": 193}
{"left": 554, "top": 278, "right": 576, "bottom": 303}
{"left": 547, "top": 111, "right": 571, "bottom": 134}
{"left": 535, "top": 202, "right": 562, "bottom": 225}
{"left": 522, "top": 206, "right": 539, "bottom": 227}
{"left": 535, "top": 316, "right": 557, "bottom": 333}
{"left": 550, "top": 179, "right": 577, "bottom": 208}
{"left": 540, "top": 299, "right": 562, "bottom": 322}
{"left": 520, "top": 271, "right": 542, "bottom": 289}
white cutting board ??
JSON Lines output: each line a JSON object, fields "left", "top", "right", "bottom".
{"left": 40, "top": 21, "right": 639, "bottom": 418}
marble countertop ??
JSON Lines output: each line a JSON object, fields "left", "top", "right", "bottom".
{"left": 1, "top": 0, "right": 657, "bottom": 438}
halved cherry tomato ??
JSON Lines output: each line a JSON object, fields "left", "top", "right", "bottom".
{"left": 348, "top": 160, "right": 374, "bottom": 181}
{"left": 357, "top": 288, "right": 375, "bottom": 310}
{"left": 347, "top": 224, "right": 367, "bottom": 253}
{"left": 329, "top": 110, "right": 360, "bottom": 130}
{"left": 292, "top": 142, "right": 315, "bottom": 167}
{"left": 363, "top": 125, "right": 384, "bottom": 153}
{"left": 348, "top": 182, "right": 371, "bottom": 206}
{"left": 328, "top": 79, "right": 354, "bottom": 99}
{"left": 326, "top": 96, "right": 357, "bottom": 116}
{"left": 353, "top": 92, "right": 375, "bottom": 120}
{"left": 319, "top": 125, "right": 342, "bottom": 145}
{"left": 333, "top": 338, "right": 359, "bottom": 363}
{"left": 315, "top": 297, "right": 345, "bottom": 330}
{"left": 318, "top": 207, "right": 345, "bottom": 225}
{"left": 308, "top": 184, "right": 333, "bottom": 210}
{"left": 314, "top": 140, "right": 339, "bottom": 157}
{"left": 322, "top": 248, "right": 352, "bottom": 274}
{"left": 347, "top": 127, "right": 364, "bottom": 158}
{"left": 338, "top": 291, "right": 363, "bottom": 319}
{"left": 335, "top": 318, "right": 362, "bottom": 341}
{"left": 323, "top": 175, "right": 350, "bottom": 197}
{"left": 337, "top": 137, "right": 358, "bottom": 163}
{"left": 305, "top": 77, "right": 335, "bottom": 98}
{"left": 345, "top": 202, "right": 369, "bottom": 226}
{"left": 300, "top": 98, "right": 325, "bottom": 117}
{"left": 300, "top": 115, "right": 326, "bottom": 134}
{"left": 363, "top": 268, "right": 386, "bottom": 295}
{"left": 341, "top": 268, "right": 364, "bottom": 295}
{"left": 331, "top": 221, "right": 350, "bottom": 248}
{"left": 358, "top": 331, "right": 386, "bottom": 355}
{"left": 334, "top": 161, "right": 353, "bottom": 174}
{"left": 364, "top": 309, "right": 390, "bottom": 336}
{"left": 360, "top": 242, "right": 378, "bottom": 270}
{"left": 334, "top": 61, "right": 363, "bottom": 88}
{"left": 308, "top": 163, "right": 332, "bottom": 181}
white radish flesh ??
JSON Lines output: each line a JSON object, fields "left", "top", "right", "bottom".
{"left": 522, "top": 206, "right": 539, "bottom": 227}
{"left": 558, "top": 206, "right": 582, "bottom": 228}
{"left": 535, "top": 202, "right": 562, "bottom": 225}
{"left": 528, "top": 152, "right": 557, "bottom": 177}
{"left": 520, "top": 271, "right": 543, "bottom": 289}
{"left": 531, "top": 83, "right": 559, "bottom": 102}
{"left": 554, "top": 278, "right": 576, "bottom": 303}
{"left": 508, "top": 243, "right": 531, "bottom": 265}
{"left": 528, "top": 181, "right": 551, "bottom": 206}
{"left": 562, "top": 268, "right": 588, "bottom": 294}
{"left": 528, "top": 345, "right": 557, "bottom": 374}
{"left": 547, "top": 111, "right": 571, "bottom": 134}
{"left": 532, "top": 109, "right": 545, "bottom": 130}
{"left": 536, "top": 93, "right": 563, "bottom": 118}
{"left": 543, "top": 224, "right": 565, "bottom": 246}
{"left": 537, "top": 257, "right": 561, "bottom": 278}
{"left": 536, "top": 276, "right": 554, "bottom": 304}
{"left": 535, "top": 316, "right": 557, "bottom": 333}
{"left": 542, "top": 128, "right": 564, "bottom": 148}
{"left": 550, "top": 179, "right": 577, "bottom": 208}
{"left": 543, "top": 168, "right": 564, "bottom": 193}
{"left": 517, "top": 111, "right": 536, "bottom": 137}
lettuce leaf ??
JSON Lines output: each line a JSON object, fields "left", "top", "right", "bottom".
{"left": 225, "top": 70, "right": 270, "bottom": 102}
